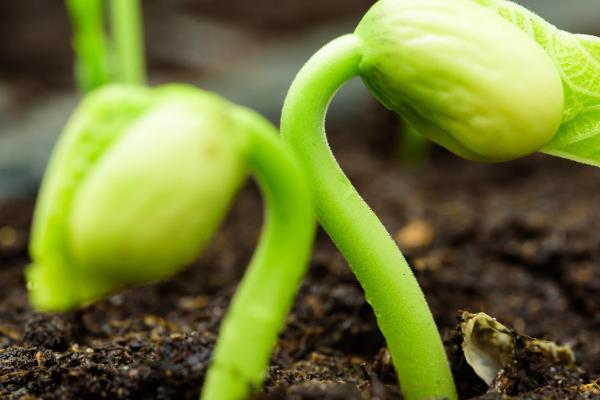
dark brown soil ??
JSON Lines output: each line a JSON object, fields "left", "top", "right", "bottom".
{"left": 1, "top": 116, "right": 600, "bottom": 399}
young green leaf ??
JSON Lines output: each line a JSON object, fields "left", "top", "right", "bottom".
{"left": 475, "top": 0, "right": 600, "bottom": 166}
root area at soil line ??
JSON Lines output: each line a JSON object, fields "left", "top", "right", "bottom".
{"left": 1, "top": 147, "right": 599, "bottom": 399}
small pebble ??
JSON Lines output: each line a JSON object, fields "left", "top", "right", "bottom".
{"left": 35, "top": 351, "right": 45, "bottom": 366}
{"left": 395, "top": 219, "right": 435, "bottom": 249}
{"left": 0, "top": 226, "right": 17, "bottom": 247}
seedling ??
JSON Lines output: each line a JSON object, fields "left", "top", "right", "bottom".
{"left": 66, "top": 0, "right": 146, "bottom": 91}
{"left": 281, "top": 0, "right": 600, "bottom": 399}
{"left": 28, "top": 2, "right": 314, "bottom": 400}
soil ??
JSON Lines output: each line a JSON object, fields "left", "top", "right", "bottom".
{"left": 1, "top": 110, "right": 600, "bottom": 399}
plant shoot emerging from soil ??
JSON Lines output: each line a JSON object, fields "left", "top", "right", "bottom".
{"left": 282, "top": 0, "right": 600, "bottom": 399}
{"left": 28, "top": 2, "right": 315, "bottom": 400}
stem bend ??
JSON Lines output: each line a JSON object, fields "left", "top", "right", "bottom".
{"left": 281, "top": 34, "right": 457, "bottom": 400}
{"left": 201, "top": 109, "right": 315, "bottom": 400}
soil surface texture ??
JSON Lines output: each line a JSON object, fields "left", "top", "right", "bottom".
{"left": 1, "top": 119, "right": 600, "bottom": 399}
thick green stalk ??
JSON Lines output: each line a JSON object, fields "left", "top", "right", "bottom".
{"left": 109, "top": 0, "right": 146, "bottom": 85}
{"left": 201, "top": 110, "right": 315, "bottom": 400}
{"left": 281, "top": 34, "right": 456, "bottom": 400}
{"left": 65, "top": 0, "right": 111, "bottom": 92}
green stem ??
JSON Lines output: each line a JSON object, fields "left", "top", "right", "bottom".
{"left": 201, "top": 109, "right": 315, "bottom": 399}
{"left": 397, "top": 118, "right": 431, "bottom": 166}
{"left": 65, "top": 0, "right": 111, "bottom": 92}
{"left": 109, "top": 0, "right": 146, "bottom": 85}
{"left": 281, "top": 34, "right": 457, "bottom": 400}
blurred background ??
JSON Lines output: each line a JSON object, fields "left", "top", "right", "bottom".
{"left": 1, "top": 0, "right": 600, "bottom": 198}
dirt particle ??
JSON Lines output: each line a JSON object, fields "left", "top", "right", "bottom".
{"left": 578, "top": 381, "right": 600, "bottom": 394}
{"left": 178, "top": 295, "right": 209, "bottom": 310}
{"left": 304, "top": 295, "right": 324, "bottom": 319}
{"left": 412, "top": 249, "right": 451, "bottom": 272}
{"left": 395, "top": 219, "right": 435, "bottom": 249}
{"left": 34, "top": 351, "right": 45, "bottom": 366}
{"left": 0, "top": 324, "right": 21, "bottom": 341}
{"left": 0, "top": 226, "right": 17, "bottom": 247}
